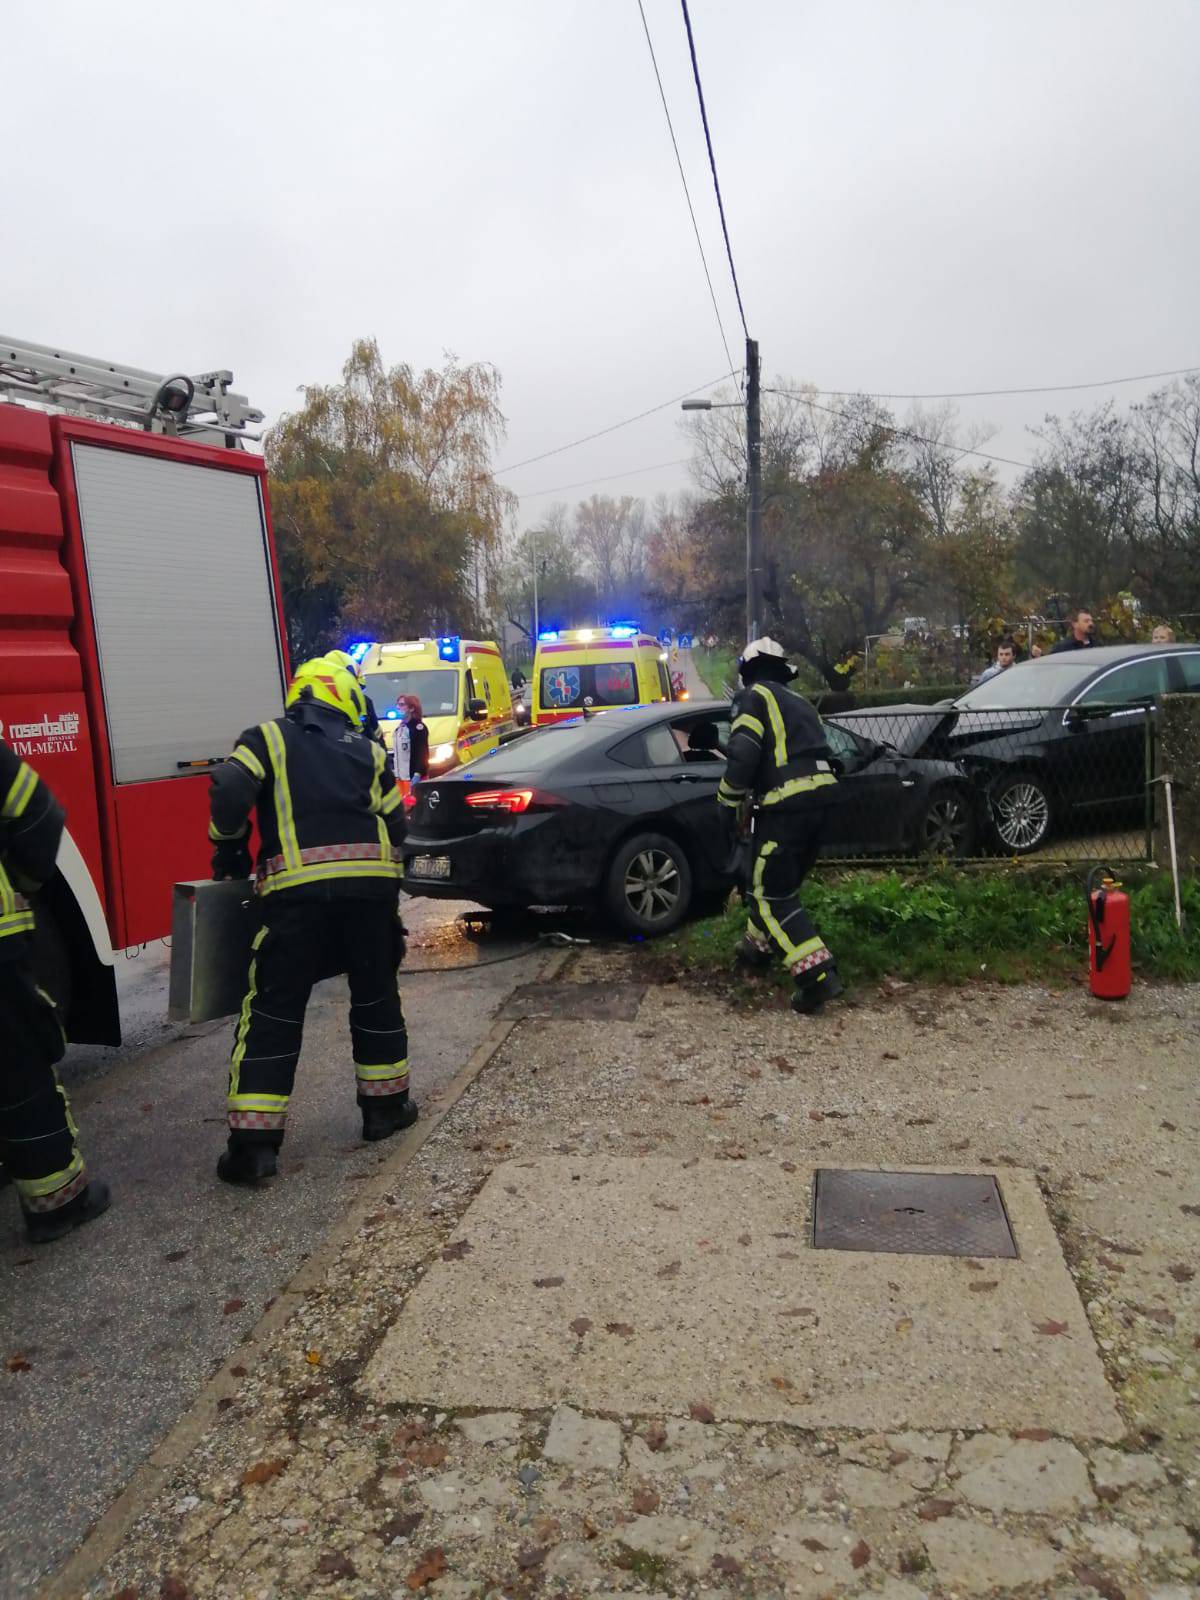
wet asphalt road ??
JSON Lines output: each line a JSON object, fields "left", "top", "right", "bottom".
{"left": 0, "top": 896, "right": 557, "bottom": 1597}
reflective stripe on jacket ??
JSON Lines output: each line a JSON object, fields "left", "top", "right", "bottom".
{"left": 1, "top": 740, "right": 65, "bottom": 945}
{"left": 209, "top": 703, "right": 405, "bottom": 899}
{"left": 717, "top": 681, "right": 836, "bottom": 812}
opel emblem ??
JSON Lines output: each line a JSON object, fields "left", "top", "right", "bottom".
{"left": 428, "top": 790, "right": 440, "bottom": 809}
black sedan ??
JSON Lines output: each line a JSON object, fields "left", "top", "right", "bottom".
{"left": 402, "top": 700, "right": 979, "bottom": 934}
{"left": 845, "top": 642, "right": 1200, "bottom": 854}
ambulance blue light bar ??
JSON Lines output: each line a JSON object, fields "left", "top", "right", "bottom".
{"left": 347, "top": 640, "right": 375, "bottom": 665}
{"left": 537, "top": 629, "right": 559, "bottom": 642}
{"left": 608, "top": 623, "right": 638, "bottom": 639}
{"left": 438, "top": 636, "right": 460, "bottom": 661}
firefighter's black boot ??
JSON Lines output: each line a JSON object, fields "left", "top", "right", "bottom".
{"left": 216, "top": 1140, "right": 278, "bottom": 1187}
{"left": 734, "top": 937, "right": 773, "bottom": 971}
{"left": 361, "top": 1093, "right": 419, "bottom": 1143}
{"left": 792, "top": 968, "right": 845, "bottom": 1015}
{"left": 25, "top": 1179, "right": 112, "bottom": 1245}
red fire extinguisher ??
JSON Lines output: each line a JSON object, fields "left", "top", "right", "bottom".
{"left": 1088, "top": 868, "right": 1131, "bottom": 1000}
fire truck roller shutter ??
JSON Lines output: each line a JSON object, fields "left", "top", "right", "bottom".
{"left": 70, "top": 445, "right": 286, "bottom": 785}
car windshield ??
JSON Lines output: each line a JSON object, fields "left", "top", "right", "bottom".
{"left": 467, "top": 719, "right": 611, "bottom": 773}
{"left": 364, "top": 669, "right": 459, "bottom": 718}
{"left": 954, "top": 659, "right": 1094, "bottom": 710}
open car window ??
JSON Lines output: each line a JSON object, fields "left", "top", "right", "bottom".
{"left": 823, "top": 720, "right": 864, "bottom": 760}
{"left": 670, "top": 713, "right": 730, "bottom": 761}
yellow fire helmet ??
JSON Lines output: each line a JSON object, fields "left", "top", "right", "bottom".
{"left": 286, "top": 657, "right": 367, "bottom": 726}
{"left": 323, "top": 648, "right": 361, "bottom": 681}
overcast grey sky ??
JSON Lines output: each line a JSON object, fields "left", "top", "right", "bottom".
{"left": 5, "top": 1, "right": 1198, "bottom": 526}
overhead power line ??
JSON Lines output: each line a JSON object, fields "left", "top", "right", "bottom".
{"left": 679, "top": 0, "right": 750, "bottom": 341}
{"left": 771, "top": 388, "right": 1033, "bottom": 470}
{"left": 494, "top": 370, "right": 738, "bottom": 477}
{"left": 803, "top": 364, "right": 1200, "bottom": 403}
{"left": 634, "top": 0, "right": 737, "bottom": 378}
{"left": 515, "top": 457, "right": 690, "bottom": 501}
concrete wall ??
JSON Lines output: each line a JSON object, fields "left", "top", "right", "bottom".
{"left": 1155, "top": 693, "right": 1200, "bottom": 869}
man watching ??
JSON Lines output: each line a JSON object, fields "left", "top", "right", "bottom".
{"left": 1051, "top": 609, "right": 1094, "bottom": 653}
{"left": 976, "top": 637, "right": 1016, "bottom": 685}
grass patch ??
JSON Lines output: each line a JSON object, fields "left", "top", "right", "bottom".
{"left": 657, "top": 866, "right": 1200, "bottom": 990}
{"left": 692, "top": 645, "right": 739, "bottom": 700}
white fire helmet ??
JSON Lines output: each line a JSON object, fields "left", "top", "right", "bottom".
{"left": 737, "top": 636, "right": 797, "bottom": 680}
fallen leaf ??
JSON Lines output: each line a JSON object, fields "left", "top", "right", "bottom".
{"left": 1014, "top": 1427, "right": 1053, "bottom": 1441}
{"left": 849, "top": 1539, "right": 871, "bottom": 1570}
{"left": 652, "top": 1200, "right": 680, "bottom": 1212}
{"left": 4, "top": 1354, "right": 32, "bottom": 1374}
{"left": 605, "top": 1322, "right": 635, "bottom": 1338}
{"left": 1097, "top": 1255, "right": 1126, "bottom": 1273}
{"left": 895, "top": 1317, "right": 913, "bottom": 1335}
{"left": 682, "top": 1156, "right": 699, "bottom": 1169}
{"left": 305, "top": 1350, "right": 321, "bottom": 1366}
{"left": 888, "top": 1449, "right": 911, "bottom": 1466}
{"left": 780, "top": 1306, "right": 817, "bottom": 1319}
{"left": 1035, "top": 1319, "right": 1069, "bottom": 1336}
{"left": 800, "top": 1536, "right": 829, "bottom": 1552}
{"left": 808, "top": 1110, "right": 825, "bottom": 1122}
{"left": 112, "top": 1588, "right": 139, "bottom": 1600}
{"left": 163, "top": 1250, "right": 188, "bottom": 1263}
{"left": 364, "top": 1211, "right": 389, "bottom": 1227}
{"left": 230, "top": 1364, "right": 248, "bottom": 1377}
{"left": 533, "top": 1276, "right": 565, "bottom": 1288}
{"left": 441, "top": 1239, "right": 472, "bottom": 1262}
{"left": 241, "top": 1457, "right": 287, "bottom": 1487}
{"left": 906, "top": 1116, "right": 935, "bottom": 1127}
{"left": 769, "top": 1374, "right": 796, "bottom": 1393}
{"left": 770, "top": 1055, "right": 794, "bottom": 1074}
{"left": 582, "top": 1514, "right": 600, "bottom": 1538}
{"left": 392, "top": 1420, "right": 429, "bottom": 1446}
{"left": 737, "top": 1233, "right": 751, "bottom": 1246}
{"left": 711, "top": 1552, "right": 744, "bottom": 1577}
{"left": 315, "top": 1552, "right": 356, "bottom": 1580}
{"left": 380, "top": 1510, "right": 423, "bottom": 1543}
{"left": 689, "top": 1401, "right": 715, "bottom": 1423}
{"left": 569, "top": 1317, "right": 593, "bottom": 1337}
{"left": 777, "top": 1251, "right": 800, "bottom": 1260}
{"left": 882, "top": 1050, "right": 900, "bottom": 1060}
{"left": 1180, "top": 1204, "right": 1200, "bottom": 1217}
{"left": 631, "top": 1483, "right": 660, "bottom": 1514}
{"left": 917, "top": 1499, "right": 955, "bottom": 1521}
{"left": 406, "top": 1548, "right": 447, "bottom": 1590}
{"left": 1160, "top": 1120, "right": 1177, "bottom": 1132}
{"left": 643, "top": 1422, "right": 668, "bottom": 1451}
{"left": 161, "top": 1578, "right": 190, "bottom": 1600}
{"left": 968, "top": 1280, "right": 999, "bottom": 1293}
{"left": 717, "top": 1144, "right": 747, "bottom": 1160}
{"left": 404, "top": 1440, "right": 448, "bottom": 1468}
{"left": 216, "top": 1398, "right": 234, "bottom": 1413}
{"left": 1169, "top": 1264, "right": 1195, "bottom": 1283}
{"left": 949, "top": 1138, "right": 970, "bottom": 1151}
{"left": 656, "top": 1260, "right": 681, "bottom": 1279}
{"left": 222, "top": 1299, "right": 245, "bottom": 1316}
{"left": 780, "top": 1161, "right": 797, "bottom": 1173}
{"left": 517, "top": 1545, "right": 549, "bottom": 1570}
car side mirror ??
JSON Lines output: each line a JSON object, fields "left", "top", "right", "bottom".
{"left": 1063, "top": 705, "right": 1085, "bottom": 728}
{"left": 469, "top": 697, "right": 488, "bottom": 719}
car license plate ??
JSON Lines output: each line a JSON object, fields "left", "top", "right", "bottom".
{"left": 409, "top": 854, "right": 452, "bottom": 881}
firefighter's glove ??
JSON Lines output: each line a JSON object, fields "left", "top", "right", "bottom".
{"left": 211, "top": 840, "right": 252, "bottom": 882}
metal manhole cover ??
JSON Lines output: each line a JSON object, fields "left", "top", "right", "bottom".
{"left": 812, "top": 1169, "right": 1018, "bottom": 1259}
{"left": 500, "top": 981, "right": 646, "bottom": 1022}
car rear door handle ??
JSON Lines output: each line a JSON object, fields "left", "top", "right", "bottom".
{"left": 669, "top": 772, "right": 709, "bottom": 783}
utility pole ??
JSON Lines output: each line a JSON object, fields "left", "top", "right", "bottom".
{"left": 531, "top": 532, "right": 540, "bottom": 643}
{"left": 745, "top": 336, "right": 763, "bottom": 643}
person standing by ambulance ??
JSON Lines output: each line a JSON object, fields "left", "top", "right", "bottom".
{"left": 717, "top": 639, "right": 844, "bottom": 1014}
{"left": 208, "top": 656, "right": 415, "bottom": 1186}
{"left": 0, "top": 738, "right": 110, "bottom": 1241}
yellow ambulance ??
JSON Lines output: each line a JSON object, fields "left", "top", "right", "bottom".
{"left": 359, "top": 637, "right": 514, "bottom": 773}
{"left": 532, "top": 625, "right": 674, "bottom": 725}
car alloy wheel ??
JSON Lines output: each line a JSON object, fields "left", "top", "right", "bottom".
{"left": 921, "top": 787, "right": 975, "bottom": 857}
{"left": 992, "top": 775, "right": 1051, "bottom": 853}
{"left": 624, "top": 847, "right": 681, "bottom": 923}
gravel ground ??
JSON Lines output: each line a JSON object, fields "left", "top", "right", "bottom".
{"left": 69, "top": 956, "right": 1200, "bottom": 1598}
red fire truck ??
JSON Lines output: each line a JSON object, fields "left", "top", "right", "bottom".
{"left": 0, "top": 338, "right": 289, "bottom": 1043}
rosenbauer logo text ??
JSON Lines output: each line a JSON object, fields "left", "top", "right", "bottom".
{"left": 0, "top": 712, "right": 81, "bottom": 756}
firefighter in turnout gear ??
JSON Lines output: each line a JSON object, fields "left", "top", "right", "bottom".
{"left": 209, "top": 656, "right": 415, "bottom": 1186}
{"left": 717, "top": 639, "right": 845, "bottom": 1014}
{"left": 0, "top": 739, "right": 111, "bottom": 1242}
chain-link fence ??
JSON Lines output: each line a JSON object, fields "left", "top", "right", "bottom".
{"left": 818, "top": 705, "right": 1155, "bottom": 864}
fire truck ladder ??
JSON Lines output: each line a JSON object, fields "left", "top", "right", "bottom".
{"left": 0, "top": 336, "right": 263, "bottom": 446}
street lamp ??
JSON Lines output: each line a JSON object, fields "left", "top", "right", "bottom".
{"left": 682, "top": 336, "right": 762, "bottom": 644}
